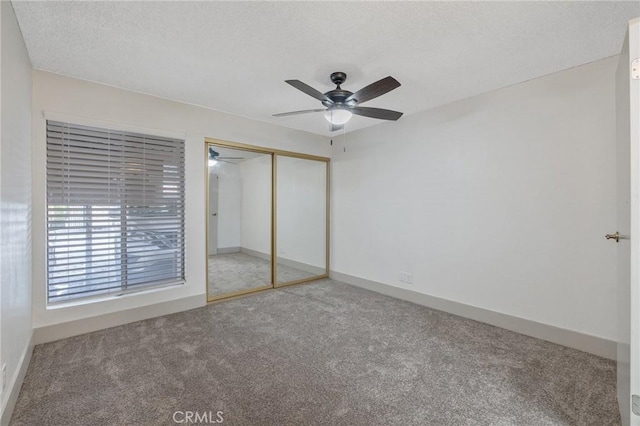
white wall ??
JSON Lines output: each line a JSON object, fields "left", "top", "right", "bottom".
{"left": 331, "top": 57, "right": 618, "bottom": 342}
{"left": 240, "top": 155, "right": 272, "bottom": 255}
{"left": 277, "top": 156, "right": 326, "bottom": 268}
{"left": 26, "top": 32, "right": 619, "bottom": 353}
{"left": 213, "top": 162, "right": 242, "bottom": 249}
{"left": 31, "top": 70, "right": 328, "bottom": 330}
{"left": 1, "top": 0, "right": 33, "bottom": 416}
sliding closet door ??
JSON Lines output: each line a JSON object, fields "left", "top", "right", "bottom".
{"left": 207, "top": 145, "right": 273, "bottom": 300}
{"left": 275, "top": 155, "right": 328, "bottom": 286}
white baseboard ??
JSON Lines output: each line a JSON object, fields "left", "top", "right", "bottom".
{"left": 240, "top": 247, "right": 270, "bottom": 261}
{"left": 33, "top": 294, "right": 205, "bottom": 345}
{"left": 277, "top": 257, "right": 325, "bottom": 276}
{"left": 216, "top": 246, "right": 240, "bottom": 255}
{"left": 1, "top": 332, "right": 34, "bottom": 426}
{"left": 331, "top": 271, "right": 617, "bottom": 360}
{"left": 240, "top": 248, "right": 325, "bottom": 276}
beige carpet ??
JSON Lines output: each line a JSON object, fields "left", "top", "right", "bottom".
{"left": 208, "top": 252, "right": 318, "bottom": 297}
{"left": 11, "top": 280, "right": 619, "bottom": 425}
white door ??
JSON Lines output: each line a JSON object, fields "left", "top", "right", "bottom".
{"left": 616, "top": 17, "right": 640, "bottom": 426}
{"left": 208, "top": 172, "right": 219, "bottom": 256}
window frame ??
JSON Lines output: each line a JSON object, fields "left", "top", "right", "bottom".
{"left": 45, "top": 119, "right": 186, "bottom": 305}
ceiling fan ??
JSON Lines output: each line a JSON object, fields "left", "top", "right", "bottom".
{"left": 273, "top": 72, "right": 403, "bottom": 132}
{"left": 208, "top": 147, "right": 244, "bottom": 165}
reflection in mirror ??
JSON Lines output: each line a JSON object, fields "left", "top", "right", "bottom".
{"left": 208, "top": 145, "right": 272, "bottom": 298}
{"left": 276, "top": 156, "right": 327, "bottom": 284}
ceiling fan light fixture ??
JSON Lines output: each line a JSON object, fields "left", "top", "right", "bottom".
{"left": 324, "top": 108, "right": 352, "bottom": 125}
{"left": 208, "top": 159, "right": 218, "bottom": 167}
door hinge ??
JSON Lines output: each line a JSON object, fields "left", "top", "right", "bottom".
{"left": 632, "top": 58, "right": 640, "bottom": 80}
{"left": 633, "top": 395, "right": 640, "bottom": 416}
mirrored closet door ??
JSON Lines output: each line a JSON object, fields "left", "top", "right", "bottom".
{"left": 206, "top": 139, "right": 329, "bottom": 302}
{"left": 275, "top": 155, "right": 327, "bottom": 286}
{"left": 207, "top": 145, "right": 273, "bottom": 300}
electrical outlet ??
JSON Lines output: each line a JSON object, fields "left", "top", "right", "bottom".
{"left": 399, "top": 272, "right": 413, "bottom": 284}
{"left": 2, "top": 363, "right": 7, "bottom": 392}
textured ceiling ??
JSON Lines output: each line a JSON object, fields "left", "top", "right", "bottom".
{"left": 12, "top": 1, "right": 640, "bottom": 136}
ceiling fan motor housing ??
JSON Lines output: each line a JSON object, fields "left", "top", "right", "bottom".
{"left": 323, "top": 72, "right": 356, "bottom": 108}
{"left": 322, "top": 90, "right": 355, "bottom": 107}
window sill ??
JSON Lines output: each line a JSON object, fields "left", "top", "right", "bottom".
{"left": 46, "top": 280, "right": 185, "bottom": 310}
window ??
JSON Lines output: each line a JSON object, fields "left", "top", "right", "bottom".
{"left": 46, "top": 120, "right": 185, "bottom": 303}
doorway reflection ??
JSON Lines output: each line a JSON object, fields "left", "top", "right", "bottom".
{"left": 207, "top": 145, "right": 272, "bottom": 299}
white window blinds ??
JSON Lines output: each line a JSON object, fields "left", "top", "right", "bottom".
{"left": 46, "top": 120, "right": 185, "bottom": 303}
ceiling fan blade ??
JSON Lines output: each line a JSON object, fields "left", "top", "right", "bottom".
{"left": 218, "top": 159, "right": 237, "bottom": 165}
{"left": 345, "top": 76, "right": 401, "bottom": 104}
{"left": 217, "top": 157, "right": 244, "bottom": 160}
{"left": 350, "top": 106, "right": 403, "bottom": 121}
{"left": 285, "top": 80, "right": 333, "bottom": 103}
{"left": 330, "top": 123, "right": 343, "bottom": 132}
{"left": 273, "top": 108, "right": 326, "bottom": 117}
